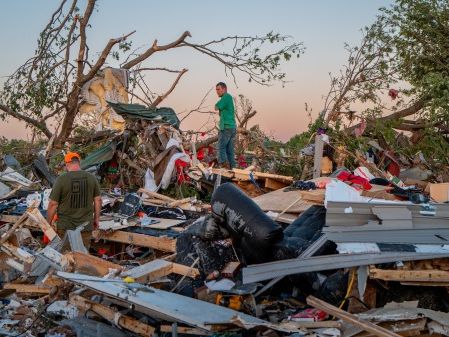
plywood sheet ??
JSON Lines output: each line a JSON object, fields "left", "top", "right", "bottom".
{"left": 252, "top": 187, "right": 314, "bottom": 213}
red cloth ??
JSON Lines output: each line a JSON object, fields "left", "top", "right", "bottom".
{"left": 337, "top": 170, "right": 372, "bottom": 190}
{"left": 175, "top": 159, "right": 189, "bottom": 185}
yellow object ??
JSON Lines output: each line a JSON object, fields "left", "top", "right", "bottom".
{"left": 215, "top": 294, "right": 243, "bottom": 311}
{"left": 123, "top": 276, "right": 135, "bottom": 283}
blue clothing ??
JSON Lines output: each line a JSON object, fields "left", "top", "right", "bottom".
{"left": 218, "top": 128, "right": 236, "bottom": 168}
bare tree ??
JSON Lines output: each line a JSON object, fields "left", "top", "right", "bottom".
{"left": 0, "top": 0, "right": 304, "bottom": 149}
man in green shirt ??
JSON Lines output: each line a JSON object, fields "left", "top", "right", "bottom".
{"left": 215, "top": 82, "right": 237, "bottom": 168}
{"left": 47, "top": 152, "right": 101, "bottom": 250}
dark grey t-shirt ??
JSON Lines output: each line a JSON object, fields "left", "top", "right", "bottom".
{"left": 49, "top": 170, "right": 100, "bottom": 230}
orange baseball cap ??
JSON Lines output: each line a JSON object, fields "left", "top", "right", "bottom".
{"left": 64, "top": 152, "right": 81, "bottom": 163}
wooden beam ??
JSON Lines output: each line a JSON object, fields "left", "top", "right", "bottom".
{"left": 3, "top": 283, "right": 51, "bottom": 295}
{"left": 160, "top": 325, "right": 212, "bottom": 335}
{"left": 254, "top": 172, "right": 293, "bottom": 183}
{"left": 1, "top": 242, "right": 35, "bottom": 264}
{"left": 103, "top": 230, "right": 176, "bottom": 252}
{"left": 171, "top": 262, "right": 200, "bottom": 279}
{"left": 70, "top": 295, "right": 155, "bottom": 336}
{"left": 138, "top": 188, "right": 175, "bottom": 202}
{"left": 0, "top": 214, "right": 20, "bottom": 223}
{"left": 27, "top": 208, "right": 58, "bottom": 241}
{"left": 306, "top": 295, "right": 402, "bottom": 337}
{"left": 121, "top": 259, "right": 173, "bottom": 283}
{"left": 121, "top": 259, "right": 199, "bottom": 282}
{"left": 313, "top": 134, "right": 324, "bottom": 179}
{"left": 264, "top": 178, "right": 289, "bottom": 190}
{"left": 0, "top": 212, "right": 28, "bottom": 245}
{"left": 369, "top": 268, "right": 449, "bottom": 283}
{"left": 68, "top": 252, "right": 123, "bottom": 277}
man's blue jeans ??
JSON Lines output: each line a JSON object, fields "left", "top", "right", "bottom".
{"left": 218, "top": 128, "right": 236, "bottom": 168}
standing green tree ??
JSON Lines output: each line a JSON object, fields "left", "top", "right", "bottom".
{"left": 323, "top": 0, "right": 449, "bottom": 162}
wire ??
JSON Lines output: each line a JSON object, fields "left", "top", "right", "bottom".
{"left": 338, "top": 268, "right": 356, "bottom": 309}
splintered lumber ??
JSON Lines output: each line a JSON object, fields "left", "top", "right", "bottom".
{"left": 68, "top": 252, "right": 123, "bottom": 276}
{"left": 3, "top": 283, "right": 52, "bottom": 295}
{"left": 0, "top": 214, "right": 20, "bottom": 223}
{"left": 306, "top": 296, "right": 402, "bottom": 337}
{"left": 254, "top": 172, "right": 293, "bottom": 184}
{"left": 160, "top": 325, "right": 212, "bottom": 335}
{"left": 27, "top": 208, "right": 58, "bottom": 241}
{"left": 138, "top": 188, "right": 175, "bottom": 202}
{"left": 252, "top": 188, "right": 313, "bottom": 213}
{"left": 1, "top": 242, "right": 34, "bottom": 264}
{"left": 369, "top": 268, "right": 449, "bottom": 283}
{"left": 264, "top": 178, "right": 289, "bottom": 190}
{"left": 70, "top": 295, "right": 155, "bottom": 336}
{"left": 121, "top": 259, "right": 199, "bottom": 283}
{"left": 221, "top": 262, "right": 241, "bottom": 278}
{"left": 168, "top": 197, "right": 193, "bottom": 208}
{"left": 0, "top": 212, "right": 28, "bottom": 245}
{"left": 102, "top": 230, "right": 176, "bottom": 252}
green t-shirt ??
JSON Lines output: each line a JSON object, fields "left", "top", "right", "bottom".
{"left": 215, "top": 93, "right": 236, "bottom": 130}
{"left": 49, "top": 170, "right": 100, "bottom": 231}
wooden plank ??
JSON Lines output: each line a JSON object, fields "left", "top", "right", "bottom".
{"left": 69, "top": 251, "right": 123, "bottom": 277}
{"left": 0, "top": 214, "right": 20, "bottom": 223}
{"left": 138, "top": 188, "right": 175, "bottom": 202}
{"left": 313, "top": 134, "right": 324, "bottom": 179}
{"left": 369, "top": 268, "right": 449, "bottom": 283}
{"left": 299, "top": 189, "right": 325, "bottom": 203}
{"left": 70, "top": 295, "right": 155, "bottom": 336}
{"left": 171, "top": 262, "right": 200, "bottom": 279}
{"left": 27, "top": 208, "right": 58, "bottom": 241}
{"left": 306, "top": 295, "right": 402, "bottom": 337}
{"left": 121, "top": 259, "right": 173, "bottom": 282}
{"left": 103, "top": 230, "right": 176, "bottom": 252}
{"left": 264, "top": 178, "right": 289, "bottom": 190}
{"left": 221, "top": 262, "right": 241, "bottom": 278}
{"left": 0, "top": 212, "right": 28, "bottom": 245}
{"left": 255, "top": 172, "right": 293, "bottom": 183}
{"left": 1, "top": 242, "right": 34, "bottom": 264}
{"left": 3, "top": 283, "right": 51, "bottom": 294}
{"left": 351, "top": 318, "right": 427, "bottom": 337}
{"left": 160, "top": 325, "right": 212, "bottom": 335}
{"left": 252, "top": 187, "right": 314, "bottom": 213}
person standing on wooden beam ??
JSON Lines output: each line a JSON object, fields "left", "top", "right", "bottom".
{"left": 47, "top": 152, "right": 101, "bottom": 250}
{"left": 215, "top": 82, "right": 237, "bottom": 169}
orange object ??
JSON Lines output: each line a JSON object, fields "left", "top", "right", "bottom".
{"left": 64, "top": 152, "right": 81, "bottom": 163}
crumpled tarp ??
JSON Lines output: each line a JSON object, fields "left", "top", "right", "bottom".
{"left": 107, "top": 101, "right": 180, "bottom": 129}
{"left": 80, "top": 141, "right": 117, "bottom": 169}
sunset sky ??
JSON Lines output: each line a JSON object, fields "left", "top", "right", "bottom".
{"left": 0, "top": 0, "right": 393, "bottom": 142}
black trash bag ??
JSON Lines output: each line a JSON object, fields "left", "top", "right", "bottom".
{"left": 176, "top": 229, "right": 235, "bottom": 276}
{"left": 185, "top": 215, "right": 230, "bottom": 241}
{"left": 273, "top": 236, "right": 309, "bottom": 260}
{"left": 283, "top": 205, "right": 326, "bottom": 240}
{"left": 211, "top": 183, "right": 284, "bottom": 263}
{"left": 315, "top": 270, "right": 349, "bottom": 306}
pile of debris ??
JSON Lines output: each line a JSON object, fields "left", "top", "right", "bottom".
{"left": 2, "top": 103, "right": 449, "bottom": 337}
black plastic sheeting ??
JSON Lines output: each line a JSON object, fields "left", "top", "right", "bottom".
{"left": 211, "top": 183, "right": 284, "bottom": 264}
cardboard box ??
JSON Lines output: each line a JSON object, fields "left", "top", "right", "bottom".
{"left": 430, "top": 183, "right": 449, "bottom": 203}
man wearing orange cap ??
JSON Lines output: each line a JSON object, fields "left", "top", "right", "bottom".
{"left": 47, "top": 152, "right": 101, "bottom": 250}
